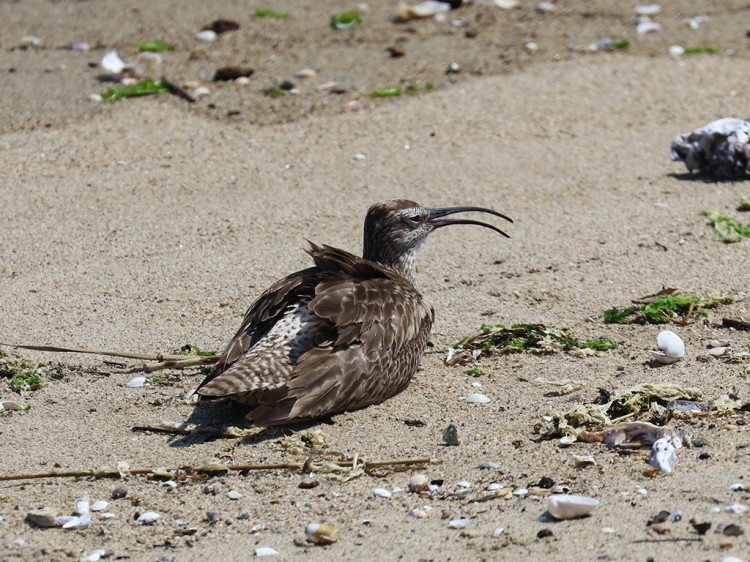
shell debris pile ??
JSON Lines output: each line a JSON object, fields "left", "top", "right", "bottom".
{"left": 671, "top": 118, "right": 750, "bottom": 178}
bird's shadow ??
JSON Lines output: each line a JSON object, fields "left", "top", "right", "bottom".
{"left": 166, "top": 398, "right": 331, "bottom": 448}
{"left": 667, "top": 172, "right": 747, "bottom": 184}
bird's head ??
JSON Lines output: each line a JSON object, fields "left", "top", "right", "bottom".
{"left": 363, "top": 199, "right": 513, "bottom": 280}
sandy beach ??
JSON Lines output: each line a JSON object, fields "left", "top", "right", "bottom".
{"left": 1, "top": 1, "right": 749, "bottom": 560}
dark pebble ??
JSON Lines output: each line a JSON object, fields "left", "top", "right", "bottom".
{"left": 692, "top": 439, "right": 705, "bottom": 447}
{"left": 213, "top": 66, "right": 254, "bottom": 81}
{"left": 537, "top": 529, "right": 553, "bottom": 539}
{"left": 112, "top": 484, "right": 128, "bottom": 499}
{"left": 205, "top": 19, "right": 240, "bottom": 34}
{"left": 537, "top": 477, "right": 555, "bottom": 489}
{"left": 279, "top": 80, "right": 296, "bottom": 91}
{"left": 698, "top": 452, "right": 710, "bottom": 460}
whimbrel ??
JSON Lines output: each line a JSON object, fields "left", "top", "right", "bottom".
{"left": 196, "top": 199, "right": 512, "bottom": 426}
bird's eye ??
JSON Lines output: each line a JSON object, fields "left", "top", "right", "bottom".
{"left": 404, "top": 214, "right": 422, "bottom": 227}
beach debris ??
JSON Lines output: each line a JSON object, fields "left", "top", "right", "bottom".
{"left": 535, "top": 2, "right": 557, "bottom": 14}
{"left": 409, "top": 473, "right": 430, "bottom": 493}
{"left": 729, "top": 483, "right": 746, "bottom": 492}
{"left": 60, "top": 514, "right": 91, "bottom": 530}
{"left": 604, "top": 288, "right": 732, "bottom": 324}
{"left": 652, "top": 330, "right": 685, "bottom": 364}
{"left": 672, "top": 118, "right": 750, "bottom": 178}
{"left": 213, "top": 66, "right": 255, "bottom": 81}
{"left": 136, "top": 511, "right": 160, "bottom": 524}
{"left": 76, "top": 493, "right": 90, "bottom": 515}
{"left": 101, "top": 50, "right": 126, "bottom": 74}
{"left": 447, "top": 323, "right": 616, "bottom": 365}
{"left": 102, "top": 79, "right": 168, "bottom": 101}
{"left": 669, "top": 45, "right": 685, "bottom": 56}
{"left": 9, "top": 370, "right": 42, "bottom": 393}
{"left": 305, "top": 522, "right": 337, "bottom": 544}
{"left": 448, "top": 518, "right": 471, "bottom": 529}
{"left": 111, "top": 484, "right": 128, "bottom": 499}
{"left": 255, "top": 546, "right": 278, "bottom": 557}
{"left": 443, "top": 423, "right": 460, "bottom": 445}
{"left": 479, "top": 461, "right": 500, "bottom": 469}
{"left": 373, "top": 487, "right": 392, "bottom": 499}
{"left": 649, "top": 438, "right": 677, "bottom": 473}
{"left": 636, "top": 21, "right": 661, "bottom": 35}
{"left": 718, "top": 523, "right": 745, "bottom": 536}
{"left": 89, "top": 501, "right": 108, "bottom": 512}
{"left": 203, "top": 19, "right": 241, "bottom": 33}
{"left": 226, "top": 490, "right": 242, "bottom": 500}
{"left": 195, "top": 29, "right": 217, "bottom": 42}
{"left": 126, "top": 376, "right": 147, "bottom": 388}
{"left": 26, "top": 507, "right": 61, "bottom": 528}
{"left": 466, "top": 393, "right": 490, "bottom": 404}
{"left": 547, "top": 494, "right": 599, "bottom": 520}
{"left": 571, "top": 455, "right": 596, "bottom": 468}
{"left": 703, "top": 211, "right": 750, "bottom": 243}
{"left": 133, "top": 41, "right": 173, "bottom": 52}
{"left": 80, "top": 549, "right": 106, "bottom": 562}
{"left": 0, "top": 400, "right": 29, "bottom": 411}
{"left": 395, "top": 1, "right": 450, "bottom": 21}
{"left": 445, "top": 62, "right": 461, "bottom": 74}
{"left": 635, "top": 4, "right": 661, "bottom": 16}
{"left": 255, "top": 8, "right": 289, "bottom": 20}
{"left": 331, "top": 10, "right": 361, "bottom": 29}
{"left": 18, "top": 35, "right": 42, "bottom": 48}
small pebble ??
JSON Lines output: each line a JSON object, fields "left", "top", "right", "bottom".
{"left": 70, "top": 42, "right": 90, "bottom": 52}
{"left": 111, "top": 484, "right": 128, "bottom": 499}
{"left": 295, "top": 68, "right": 316, "bottom": 79}
{"left": 227, "top": 490, "right": 242, "bottom": 500}
{"left": 445, "top": 62, "right": 460, "bottom": 74}
{"left": 637, "top": 488, "right": 648, "bottom": 495}
{"left": 535, "top": 1, "right": 557, "bottom": 13}
{"left": 443, "top": 423, "right": 460, "bottom": 446}
{"left": 26, "top": 508, "right": 60, "bottom": 528}
{"left": 479, "top": 461, "right": 500, "bottom": 469}
{"left": 137, "top": 511, "right": 160, "bottom": 524}
{"left": 668, "top": 45, "right": 685, "bottom": 56}
{"left": 353, "top": 152, "right": 366, "bottom": 161}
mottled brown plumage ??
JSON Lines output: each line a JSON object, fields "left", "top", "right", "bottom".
{"left": 196, "top": 199, "right": 512, "bottom": 426}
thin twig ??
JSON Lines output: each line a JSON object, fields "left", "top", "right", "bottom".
{"left": 0, "top": 458, "right": 433, "bottom": 482}
{"left": 0, "top": 342, "right": 186, "bottom": 362}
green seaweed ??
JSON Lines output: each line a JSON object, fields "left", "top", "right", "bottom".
{"left": 263, "top": 87, "right": 286, "bottom": 97}
{"left": 371, "top": 87, "right": 401, "bottom": 97}
{"left": 464, "top": 368, "right": 482, "bottom": 377}
{"left": 604, "top": 294, "right": 733, "bottom": 324}
{"left": 255, "top": 7, "right": 289, "bottom": 20}
{"left": 453, "top": 323, "right": 616, "bottom": 357}
{"left": 738, "top": 197, "right": 750, "bottom": 211}
{"left": 331, "top": 10, "right": 361, "bottom": 29}
{"left": 704, "top": 210, "right": 750, "bottom": 243}
{"left": 683, "top": 46, "right": 721, "bottom": 55}
{"left": 180, "top": 344, "right": 218, "bottom": 357}
{"left": 9, "top": 371, "right": 42, "bottom": 393}
{"left": 102, "top": 79, "right": 168, "bottom": 101}
{"left": 133, "top": 41, "right": 173, "bottom": 52}
{"left": 611, "top": 39, "right": 630, "bottom": 50}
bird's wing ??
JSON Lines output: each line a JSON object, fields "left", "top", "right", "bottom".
{"left": 248, "top": 271, "right": 435, "bottom": 426}
{"left": 196, "top": 267, "right": 321, "bottom": 393}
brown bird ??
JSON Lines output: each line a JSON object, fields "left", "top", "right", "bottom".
{"left": 196, "top": 199, "right": 512, "bottom": 426}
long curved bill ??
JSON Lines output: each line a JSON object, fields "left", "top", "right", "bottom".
{"left": 426, "top": 205, "right": 513, "bottom": 238}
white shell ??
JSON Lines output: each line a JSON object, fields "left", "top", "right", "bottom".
{"left": 76, "top": 493, "right": 90, "bottom": 515}
{"left": 137, "top": 511, "right": 160, "bottom": 524}
{"left": 62, "top": 514, "right": 91, "bottom": 530}
{"left": 448, "top": 518, "right": 471, "bottom": 528}
{"left": 649, "top": 438, "right": 677, "bottom": 473}
{"left": 669, "top": 45, "right": 685, "bottom": 56}
{"left": 457, "top": 480, "right": 471, "bottom": 488}
{"left": 81, "top": 549, "right": 106, "bottom": 562}
{"left": 255, "top": 547, "right": 278, "bottom": 557}
{"left": 636, "top": 21, "right": 661, "bottom": 34}
{"left": 652, "top": 330, "right": 685, "bottom": 364}
{"left": 101, "top": 50, "right": 125, "bottom": 74}
{"left": 408, "top": 473, "right": 429, "bottom": 490}
{"left": 195, "top": 29, "right": 217, "bottom": 42}
{"left": 90, "top": 500, "right": 108, "bottom": 512}
{"left": 98, "top": 513, "right": 115, "bottom": 520}
{"left": 547, "top": 494, "right": 600, "bottom": 519}
{"left": 305, "top": 522, "right": 337, "bottom": 544}
{"left": 126, "top": 376, "right": 147, "bottom": 388}
{"left": 635, "top": 4, "right": 661, "bottom": 15}
{"left": 227, "top": 490, "right": 242, "bottom": 500}
{"left": 372, "top": 487, "right": 391, "bottom": 498}
{"left": 466, "top": 393, "right": 490, "bottom": 404}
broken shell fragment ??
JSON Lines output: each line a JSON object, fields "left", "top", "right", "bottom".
{"left": 652, "top": 330, "right": 684, "bottom": 364}
{"left": 101, "top": 50, "right": 125, "bottom": 74}
{"left": 255, "top": 547, "right": 278, "bottom": 557}
{"left": 305, "top": 522, "right": 337, "bottom": 544}
{"left": 547, "top": 494, "right": 599, "bottom": 520}
{"left": 443, "top": 423, "right": 460, "bottom": 446}
{"left": 137, "top": 511, "right": 160, "bottom": 524}
{"left": 466, "top": 393, "right": 490, "bottom": 404}
{"left": 649, "top": 438, "right": 677, "bottom": 474}
{"left": 61, "top": 514, "right": 91, "bottom": 530}
{"left": 409, "top": 473, "right": 430, "bottom": 492}
{"left": 126, "top": 376, "right": 147, "bottom": 388}
{"left": 373, "top": 487, "right": 392, "bottom": 499}
{"left": 90, "top": 501, "right": 108, "bottom": 512}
